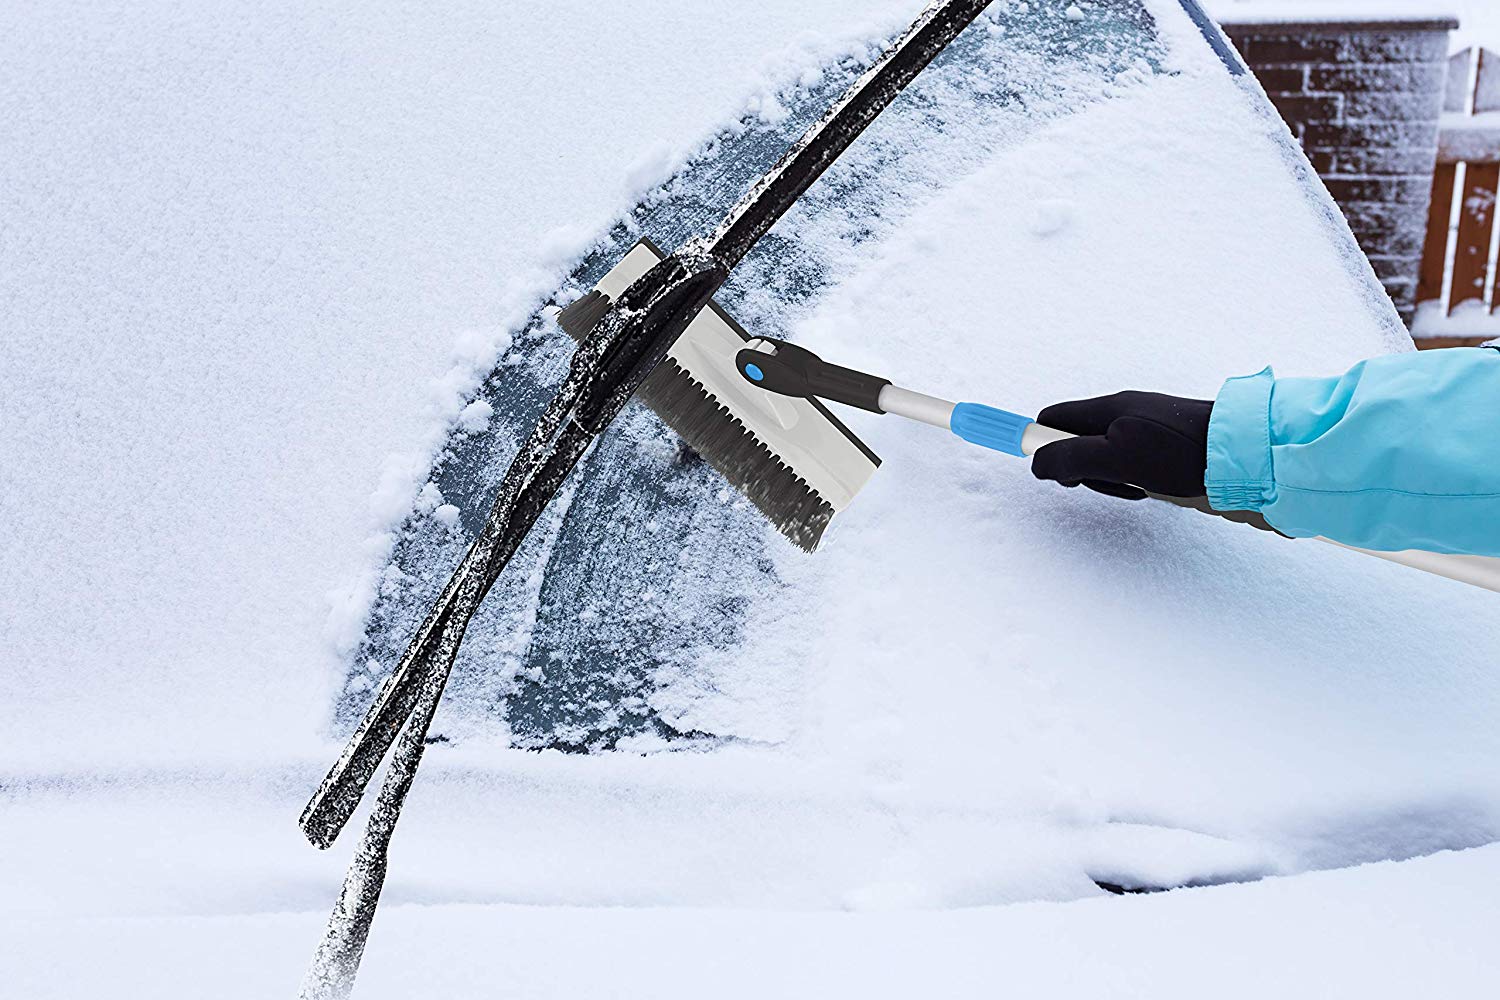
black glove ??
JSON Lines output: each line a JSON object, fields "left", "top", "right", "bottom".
{"left": 1030, "top": 391, "right": 1212, "bottom": 501}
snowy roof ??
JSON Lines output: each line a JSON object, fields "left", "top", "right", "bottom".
{"left": 1206, "top": 0, "right": 1458, "bottom": 27}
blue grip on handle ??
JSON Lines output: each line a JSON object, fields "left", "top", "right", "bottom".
{"left": 949, "top": 402, "right": 1034, "bottom": 457}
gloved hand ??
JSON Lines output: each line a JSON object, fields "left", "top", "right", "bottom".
{"left": 1030, "top": 391, "right": 1212, "bottom": 500}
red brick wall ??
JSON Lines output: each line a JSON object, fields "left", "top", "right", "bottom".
{"left": 1221, "top": 19, "right": 1457, "bottom": 325}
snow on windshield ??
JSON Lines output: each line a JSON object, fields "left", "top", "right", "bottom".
{"left": 348, "top": 0, "right": 1193, "bottom": 752}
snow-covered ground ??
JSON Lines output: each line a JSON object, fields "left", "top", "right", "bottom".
{"left": 7, "top": 771, "right": 1499, "bottom": 999}
{"left": 1412, "top": 298, "right": 1500, "bottom": 338}
{"left": 4, "top": 1, "right": 1498, "bottom": 996}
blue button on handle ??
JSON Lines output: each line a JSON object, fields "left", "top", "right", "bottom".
{"left": 744, "top": 363, "right": 765, "bottom": 382}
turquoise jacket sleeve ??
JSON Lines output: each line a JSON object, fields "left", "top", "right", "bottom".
{"left": 1205, "top": 347, "right": 1500, "bottom": 556}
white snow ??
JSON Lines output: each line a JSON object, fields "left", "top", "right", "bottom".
{"left": 3, "top": 0, "right": 1498, "bottom": 996}
{"left": 3, "top": 769, "right": 1499, "bottom": 998}
{"left": 1209, "top": 0, "right": 1500, "bottom": 54}
{"left": 455, "top": 400, "right": 494, "bottom": 434}
{"left": 1412, "top": 298, "right": 1500, "bottom": 336}
{"left": 1206, "top": 0, "right": 1460, "bottom": 26}
{"left": 1028, "top": 199, "right": 1077, "bottom": 236}
{"left": 1450, "top": 0, "right": 1500, "bottom": 51}
{"left": 413, "top": 482, "right": 445, "bottom": 514}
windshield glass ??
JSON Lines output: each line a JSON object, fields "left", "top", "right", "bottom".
{"left": 338, "top": 0, "right": 1404, "bottom": 755}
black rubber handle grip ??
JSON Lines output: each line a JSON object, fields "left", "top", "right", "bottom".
{"left": 806, "top": 361, "right": 889, "bottom": 413}
{"left": 736, "top": 340, "right": 889, "bottom": 412}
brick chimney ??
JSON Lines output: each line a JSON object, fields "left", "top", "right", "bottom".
{"left": 1217, "top": 15, "right": 1459, "bottom": 326}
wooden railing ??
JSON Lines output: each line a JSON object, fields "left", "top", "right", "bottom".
{"left": 1416, "top": 47, "right": 1500, "bottom": 345}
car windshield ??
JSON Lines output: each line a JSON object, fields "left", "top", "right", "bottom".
{"left": 339, "top": 0, "right": 1404, "bottom": 754}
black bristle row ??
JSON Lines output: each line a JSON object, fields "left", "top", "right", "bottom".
{"left": 636, "top": 359, "right": 835, "bottom": 551}
{"left": 556, "top": 290, "right": 612, "bottom": 340}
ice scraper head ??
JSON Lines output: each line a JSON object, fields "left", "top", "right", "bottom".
{"left": 556, "top": 239, "right": 880, "bottom": 551}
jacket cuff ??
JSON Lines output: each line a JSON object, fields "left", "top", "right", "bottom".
{"left": 1205, "top": 366, "right": 1276, "bottom": 512}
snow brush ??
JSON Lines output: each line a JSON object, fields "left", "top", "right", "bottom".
{"left": 298, "top": 3, "right": 997, "bottom": 997}
{"left": 734, "top": 337, "right": 1500, "bottom": 595}
{"left": 555, "top": 238, "right": 879, "bottom": 549}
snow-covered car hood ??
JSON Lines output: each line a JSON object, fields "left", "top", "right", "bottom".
{"left": 3, "top": 1, "right": 1496, "bottom": 995}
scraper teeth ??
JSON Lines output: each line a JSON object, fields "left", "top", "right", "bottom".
{"left": 555, "top": 298, "right": 834, "bottom": 548}
{"left": 558, "top": 288, "right": 830, "bottom": 545}
{"left": 637, "top": 358, "right": 835, "bottom": 551}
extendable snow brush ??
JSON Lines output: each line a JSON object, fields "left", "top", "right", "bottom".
{"left": 734, "top": 337, "right": 1500, "bottom": 594}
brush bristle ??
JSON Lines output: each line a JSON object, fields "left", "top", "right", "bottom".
{"left": 556, "top": 289, "right": 612, "bottom": 340}
{"left": 554, "top": 291, "right": 834, "bottom": 550}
